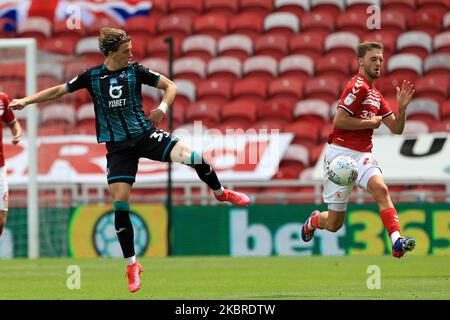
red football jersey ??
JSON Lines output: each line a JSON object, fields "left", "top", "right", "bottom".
{"left": 328, "top": 73, "right": 393, "bottom": 152}
{"left": 0, "top": 92, "right": 17, "bottom": 167}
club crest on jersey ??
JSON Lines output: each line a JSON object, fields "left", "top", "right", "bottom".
{"left": 344, "top": 93, "right": 356, "bottom": 105}
{"left": 109, "top": 78, "right": 123, "bottom": 99}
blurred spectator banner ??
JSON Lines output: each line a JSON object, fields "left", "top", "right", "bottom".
{"left": 4, "top": 133, "right": 292, "bottom": 184}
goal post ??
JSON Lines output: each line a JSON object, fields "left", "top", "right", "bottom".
{"left": 0, "top": 38, "right": 39, "bottom": 258}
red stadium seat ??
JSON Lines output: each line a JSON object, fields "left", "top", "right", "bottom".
{"left": 254, "top": 34, "right": 289, "bottom": 61}
{"left": 268, "top": 77, "right": 304, "bottom": 110}
{"left": 251, "top": 119, "right": 288, "bottom": 131}
{"left": 430, "top": 119, "right": 450, "bottom": 133}
{"left": 17, "top": 17, "right": 52, "bottom": 47}
{"left": 263, "top": 12, "right": 300, "bottom": 37}
{"left": 64, "top": 60, "right": 91, "bottom": 80}
{"left": 124, "top": 16, "right": 157, "bottom": 42}
{"left": 232, "top": 78, "right": 267, "bottom": 105}
{"left": 185, "top": 101, "right": 221, "bottom": 128}
{"left": 258, "top": 100, "right": 294, "bottom": 122}
{"left": 181, "top": 35, "right": 217, "bottom": 62}
{"left": 310, "top": 0, "right": 344, "bottom": 19}
{"left": 278, "top": 54, "right": 315, "bottom": 81}
{"left": 282, "top": 144, "right": 310, "bottom": 168}
{"left": 169, "top": 0, "right": 204, "bottom": 18}
{"left": 75, "top": 36, "right": 102, "bottom": 59}
{"left": 293, "top": 99, "right": 330, "bottom": 127}
{"left": 381, "top": 0, "right": 416, "bottom": 16}
{"left": 75, "top": 103, "right": 96, "bottom": 135}
{"left": 284, "top": 120, "right": 320, "bottom": 149}
{"left": 315, "top": 54, "right": 351, "bottom": 83}
{"left": 397, "top": 31, "right": 433, "bottom": 60}
{"left": 289, "top": 31, "right": 326, "bottom": 60}
{"left": 387, "top": 53, "right": 423, "bottom": 82}
{"left": 304, "top": 76, "right": 341, "bottom": 104}
{"left": 424, "top": 54, "right": 450, "bottom": 78}
{"left": 376, "top": 74, "right": 403, "bottom": 98}
{"left": 336, "top": 10, "right": 369, "bottom": 39}
{"left": 173, "top": 57, "right": 206, "bottom": 84}
{"left": 207, "top": 56, "right": 242, "bottom": 82}
{"left": 434, "top": 32, "right": 450, "bottom": 54}
{"left": 403, "top": 120, "right": 430, "bottom": 134}
{"left": 229, "top": 12, "right": 264, "bottom": 39}
{"left": 417, "top": 0, "right": 449, "bottom": 13}
{"left": 319, "top": 122, "right": 334, "bottom": 142}
{"left": 217, "top": 34, "right": 253, "bottom": 62}
{"left": 52, "top": 19, "right": 86, "bottom": 41}
{"left": 141, "top": 85, "right": 161, "bottom": 111}
{"left": 197, "top": 79, "right": 232, "bottom": 105}
{"left": 415, "top": 75, "right": 448, "bottom": 103}
{"left": 407, "top": 11, "right": 442, "bottom": 37}
{"left": 37, "top": 62, "right": 65, "bottom": 84}
{"left": 324, "top": 32, "right": 360, "bottom": 62}
{"left": 42, "top": 35, "right": 77, "bottom": 55}
{"left": 204, "top": 0, "right": 239, "bottom": 18}
{"left": 274, "top": 0, "right": 310, "bottom": 19}
{"left": 173, "top": 79, "right": 196, "bottom": 107}
{"left": 145, "top": 36, "right": 182, "bottom": 59}
{"left": 40, "top": 103, "right": 76, "bottom": 128}
{"left": 242, "top": 56, "right": 278, "bottom": 82}
{"left": 440, "top": 100, "right": 450, "bottom": 120}
{"left": 221, "top": 100, "right": 257, "bottom": 123}
{"left": 363, "top": 31, "right": 397, "bottom": 57}
{"left": 87, "top": 17, "right": 120, "bottom": 36}
{"left": 193, "top": 13, "right": 228, "bottom": 40}
{"left": 405, "top": 98, "right": 440, "bottom": 128}
{"left": 379, "top": 11, "right": 407, "bottom": 37}
{"left": 0, "top": 62, "right": 25, "bottom": 82}
{"left": 158, "top": 14, "right": 193, "bottom": 40}
{"left": 301, "top": 12, "right": 335, "bottom": 33}
{"left": 141, "top": 57, "right": 169, "bottom": 76}
{"left": 216, "top": 119, "right": 251, "bottom": 133}
{"left": 239, "top": 0, "right": 274, "bottom": 15}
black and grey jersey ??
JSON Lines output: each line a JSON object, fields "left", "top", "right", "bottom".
{"left": 66, "top": 61, "right": 160, "bottom": 143}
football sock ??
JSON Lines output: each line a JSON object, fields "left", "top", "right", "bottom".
{"left": 213, "top": 186, "right": 224, "bottom": 196}
{"left": 114, "top": 201, "right": 135, "bottom": 259}
{"left": 380, "top": 207, "right": 401, "bottom": 245}
{"left": 189, "top": 151, "right": 222, "bottom": 191}
{"left": 126, "top": 256, "right": 136, "bottom": 266}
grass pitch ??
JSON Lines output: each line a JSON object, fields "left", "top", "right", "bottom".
{"left": 0, "top": 256, "right": 449, "bottom": 300}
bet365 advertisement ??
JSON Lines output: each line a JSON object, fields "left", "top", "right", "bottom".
{"left": 170, "top": 203, "right": 450, "bottom": 256}
{"left": 1, "top": 203, "right": 449, "bottom": 258}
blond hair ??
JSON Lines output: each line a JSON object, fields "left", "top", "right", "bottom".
{"left": 98, "top": 27, "right": 131, "bottom": 56}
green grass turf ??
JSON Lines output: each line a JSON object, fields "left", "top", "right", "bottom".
{"left": 0, "top": 256, "right": 449, "bottom": 300}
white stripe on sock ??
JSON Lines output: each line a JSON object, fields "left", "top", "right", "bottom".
{"left": 126, "top": 255, "right": 136, "bottom": 266}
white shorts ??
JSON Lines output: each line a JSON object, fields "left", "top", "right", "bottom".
{"left": 322, "top": 144, "right": 382, "bottom": 211}
{"left": 0, "top": 167, "right": 8, "bottom": 211}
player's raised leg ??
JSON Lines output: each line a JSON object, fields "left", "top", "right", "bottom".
{"left": 301, "top": 208, "right": 346, "bottom": 242}
{"left": 169, "top": 140, "right": 250, "bottom": 206}
{"left": 109, "top": 182, "right": 143, "bottom": 292}
{"left": 367, "top": 174, "right": 416, "bottom": 258}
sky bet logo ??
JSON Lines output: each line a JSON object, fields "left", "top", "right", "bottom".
{"left": 108, "top": 78, "right": 126, "bottom": 108}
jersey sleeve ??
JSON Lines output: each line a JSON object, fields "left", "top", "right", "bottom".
{"left": 379, "top": 94, "right": 393, "bottom": 118}
{"left": 0, "top": 94, "right": 16, "bottom": 125}
{"left": 337, "top": 77, "right": 369, "bottom": 115}
{"left": 135, "top": 62, "right": 160, "bottom": 87}
{"left": 66, "top": 69, "right": 90, "bottom": 93}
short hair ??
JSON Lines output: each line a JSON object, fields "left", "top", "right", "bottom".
{"left": 98, "top": 27, "right": 131, "bottom": 56}
{"left": 357, "top": 41, "right": 384, "bottom": 58}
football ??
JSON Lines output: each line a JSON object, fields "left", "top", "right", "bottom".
{"left": 327, "top": 156, "right": 358, "bottom": 186}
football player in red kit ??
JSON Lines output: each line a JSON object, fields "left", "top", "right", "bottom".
{"left": 301, "top": 42, "right": 416, "bottom": 258}
{"left": 0, "top": 92, "right": 22, "bottom": 236}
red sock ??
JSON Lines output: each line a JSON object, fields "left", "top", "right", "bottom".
{"left": 310, "top": 214, "right": 320, "bottom": 229}
{"left": 380, "top": 207, "right": 400, "bottom": 236}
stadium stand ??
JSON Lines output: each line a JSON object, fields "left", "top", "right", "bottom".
{"left": 2, "top": 0, "right": 449, "bottom": 205}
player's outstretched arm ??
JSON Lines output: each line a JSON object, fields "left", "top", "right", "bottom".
{"left": 148, "top": 75, "right": 177, "bottom": 127}
{"left": 8, "top": 84, "right": 68, "bottom": 110}
{"left": 383, "top": 80, "right": 415, "bottom": 134}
